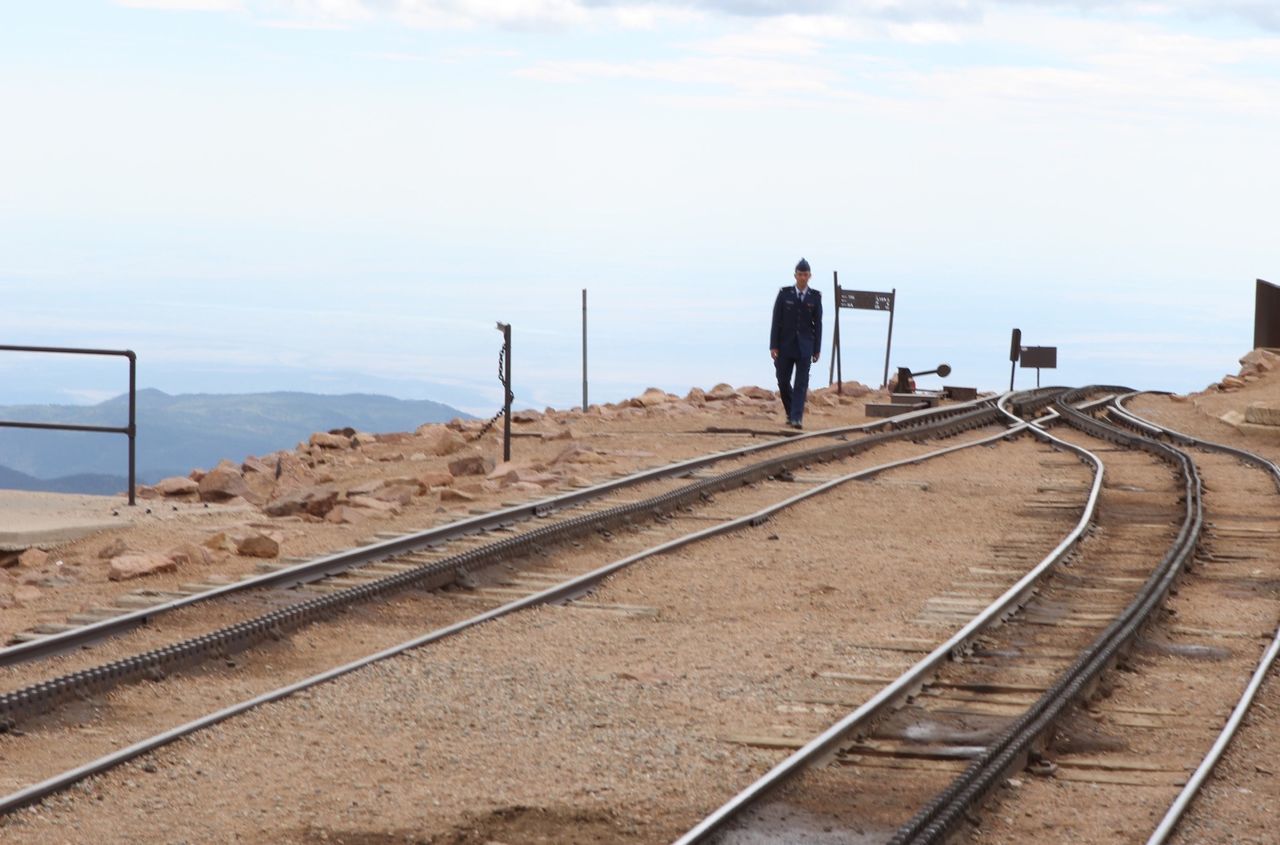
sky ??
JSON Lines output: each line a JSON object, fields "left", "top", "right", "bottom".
{"left": 1, "top": 0, "right": 1278, "bottom": 416}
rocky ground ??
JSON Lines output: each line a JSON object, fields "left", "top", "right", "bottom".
{"left": 0, "top": 380, "right": 879, "bottom": 642}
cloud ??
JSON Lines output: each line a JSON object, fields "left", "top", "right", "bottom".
{"left": 111, "top": 0, "right": 1280, "bottom": 34}
{"left": 116, "top": 0, "right": 243, "bottom": 9}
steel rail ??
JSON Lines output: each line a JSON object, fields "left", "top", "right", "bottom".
{"left": 885, "top": 388, "right": 1204, "bottom": 844}
{"left": 0, "top": 403, "right": 1021, "bottom": 816}
{"left": 672, "top": 393, "right": 1104, "bottom": 845}
{"left": 0, "top": 403, "right": 1008, "bottom": 731}
{"left": 1110, "top": 393, "right": 1280, "bottom": 845}
{"left": 0, "top": 396, "right": 996, "bottom": 669}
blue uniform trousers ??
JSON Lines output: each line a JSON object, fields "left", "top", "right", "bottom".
{"left": 775, "top": 348, "right": 812, "bottom": 425}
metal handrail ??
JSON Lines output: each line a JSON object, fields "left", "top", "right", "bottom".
{"left": 0, "top": 344, "right": 137, "bottom": 505}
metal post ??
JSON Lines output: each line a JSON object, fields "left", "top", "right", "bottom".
{"left": 581, "top": 289, "right": 588, "bottom": 412}
{"left": 127, "top": 351, "right": 137, "bottom": 506}
{"left": 502, "top": 324, "right": 512, "bottom": 463}
{"left": 830, "top": 271, "right": 842, "bottom": 393}
{"left": 1037, "top": 368, "right": 1041, "bottom": 389}
{"left": 1009, "top": 328, "right": 1022, "bottom": 392}
{"left": 881, "top": 288, "right": 896, "bottom": 390}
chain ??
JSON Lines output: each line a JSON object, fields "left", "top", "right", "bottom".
{"left": 476, "top": 345, "right": 514, "bottom": 439}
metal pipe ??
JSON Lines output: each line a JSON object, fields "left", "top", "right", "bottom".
{"left": 502, "top": 323, "right": 512, "bottom": 462}
{"left": 881, "top": 288, "right": 896, "bottom": 389}
{"left": 0, "top": 344, "right": 138, "bottom": 506}
{"left": 127, "top": 351, "right": 137, "bottom": 506}
{"left": 581, "top": 289, "right": 588, "bottom": 412}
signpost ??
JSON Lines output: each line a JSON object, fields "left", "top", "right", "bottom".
{"left": 1019, "top": 345, "right": 1057, "bottom": 388}
{"left": 1255, "top": 279, "right": 1280, "bottom": 350}
{"left": 829, "top": 271, "right": 895, "bottom": 394}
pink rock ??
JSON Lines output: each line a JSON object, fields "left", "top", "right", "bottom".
{"left": 685, "top": 387, "right": 707, "bottom": 405}
{"left": 448, "top": 453, "right": 495, "bottom": 477}
{"left": 347, "top": 495, "right": 401, "bottom": 514}
{"left": 325, "top": 505, "right": 367, "bottom": 524}
{"left": 166, "top": 542, "right": 224, "bottom": 567}
{"left": 635, "top": 387, "right": 673, "bottom": 407}
{"left": 440, "top": 487, "right": 476, "bottom": 502}
{"left": 370, "top": 484, "right": 416, "bottom": 506}
{"left": 156, "top": 476, "right": 200, "bottom": 497}
{"left": 109, "top": 552, "right": 178, "bottom": 581}
{"left": 264, "top": 485, "right": 339, "bottom": 517}
{"left": 197, "top": 466, "right": 251, "bottom": 503}
{"left": 415, "top": 425, "right": 467, "bottom": 456}
{"left": 310, "top": 432, "right": 352, "bottom": 449}
{"left": 233, "top": 531, "right": 279, "bottom": 558}
{"left": 706, "top": 383, "right": 740, "bottom": 401}
{"left": 511, "top": 409, "right": 542, "bottom": 423}
{"left": 12, "top": 584, "right": 41, "bottom": 605}
{"left": 417, "top": 470, "right": 454, "bottom": 490}
{"left": 738, "top": 385, "right": 774, "bottom": 400}
{"left": 18, "top": 548, "right": 49, "bottom": 568}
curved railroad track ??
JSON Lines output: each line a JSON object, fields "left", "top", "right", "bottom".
{"left": 0, "top": 394, "right": 1022, "bottom": 817}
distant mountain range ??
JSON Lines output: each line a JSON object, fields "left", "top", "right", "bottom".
{"left": 0, "top": 389, "right": 471, "bottom": 495}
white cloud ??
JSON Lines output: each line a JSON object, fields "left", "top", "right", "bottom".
{"left": 116, "top": 0, "right": 243, "bottom": 9}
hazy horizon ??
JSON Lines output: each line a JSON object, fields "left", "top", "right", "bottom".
{"left": 3, "top": 2, "right": 1276, "bottom": 415}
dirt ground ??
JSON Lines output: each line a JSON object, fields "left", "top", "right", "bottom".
{"left": 1, "top": 359, "right": 1278, "bottom": 844}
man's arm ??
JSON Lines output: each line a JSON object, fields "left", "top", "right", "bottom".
{"left": 770, "top": 289, "right": 785, "bottom": 353}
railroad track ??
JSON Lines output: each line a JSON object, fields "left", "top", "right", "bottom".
{"left": 0, "top": 394, "right": 1023, "bottom": 816}
{"left": 14, "top": 386, "right": 1269, "bottom": 842}
{"left": 0, "top": 397, "right": 993, "bottom": 668}
{"left": 677, "top": 389, "right": 1280, "bottom": 844}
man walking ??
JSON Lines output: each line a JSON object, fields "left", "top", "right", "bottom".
{"left": 770, "top": 258, "right": 823, "bottom": 429}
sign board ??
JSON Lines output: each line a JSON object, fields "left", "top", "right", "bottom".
{"left": 838, "top": 289, "right": 893, "bottom": 312}
{"left": 829, "top": 278, "right": 896, "bottom": 393}
{"left": 1020, "top": 346, "right": 1057, "bottom": 369}
{"left": 1255, "top": 279, "right": 1280, "bottom": 350}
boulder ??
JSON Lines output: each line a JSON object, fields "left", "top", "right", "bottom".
{"left": 12, "top": 584, "right": 42, "bottom": 605}
{"left": 198, "top": 466, "right": 251, "bottom": 503}
{"left": 636, "top": 387, "right": 673, "bottom": 407}
{"left": 551, "top": 445, "right": 610, "bottom": 466}
{"left": 348, "top": 495, "right": 402, "bottom": 514}
{"left": 324, "top": 505, "right": 367, "bottom": 524}
{"left": 511, "top": 409, "right": 542, "bottom": 423}
{"left": 738, "top": 385, "right": 774, "bottom": 400}
{"left": 685, "top": 387, "right": 707, "bottom": 405}
{"left": 707, "top": 383, "right": 740, "bottom": 401}
{"left": 448, "top": 453, "right": 495, "bottom": 477}
{"left": 1240, "top": 348, "right": 1280, "bottom": 373}
{"left": 351, "top": 431, "right": 379, "bottom": 447}
{"left": 166, "top": 542, "right": 225, "bottom": 567}
{"left": 18, "top": 548, "right": 49, "bottom": 568}
{"left": 1221, "top": 375, "right": 1246, "bottom": 390}
{"left": 233, "top": 531, "right": 280, "bottom": 558}
{"left": 417, "top": 470, "right": 454, "bottom": 490}
{"left": 264, "top": 485, "right": 339, "bottom": 518}
{"left": 310, "top": 432, "right": 352, "bottom": 450}
{"left": 543, "top": 427, "right": 578, "bottom": 441}
{"left": 440, "top": 487, "right": 476, "bottom": 502}
{"left": 98, "top": 538, "right": 130, "bottom": 560}
{"left": 416, "top": 425, "right": 468, "bottom": 457}
{"left": 109, "top": 552, "right": 178, "bottom": 581}
{"left": 1245, "top": 402, "right": 1280, "bottom": 426}
{"left": 370, "top": 484, "right": 416, "bottom": 506}
{"left": 156, "top": 476, "right": 200, "bottom": 497}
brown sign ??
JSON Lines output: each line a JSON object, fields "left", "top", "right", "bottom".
{"left": 838, "top": 289, "right": 893, "bottom": 312}
{"left": 1019, "top": 346, "right": 1057, "bottom": 369}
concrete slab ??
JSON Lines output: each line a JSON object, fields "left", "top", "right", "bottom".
{"left": 0, "top": 489, "right": 136, "bottom": 551}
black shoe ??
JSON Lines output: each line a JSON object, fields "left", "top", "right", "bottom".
{"left": 788, "top": 420, "right": 803, "bottom": 430}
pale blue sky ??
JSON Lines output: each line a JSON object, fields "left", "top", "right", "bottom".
{"left": 2, "top": 1, "right": 1278, "bottom": 415}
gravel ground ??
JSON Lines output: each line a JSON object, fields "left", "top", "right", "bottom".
{"left": 0, "top": 431, "right": 1086, "bottom": 844}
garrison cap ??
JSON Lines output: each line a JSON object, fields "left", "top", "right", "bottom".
{"left": 795, "top": 258, "right": 811, "bottom": 273}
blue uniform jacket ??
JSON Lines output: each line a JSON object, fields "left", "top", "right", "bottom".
{"left": 770, "top": 286, "right": 823, "bottom": 358}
